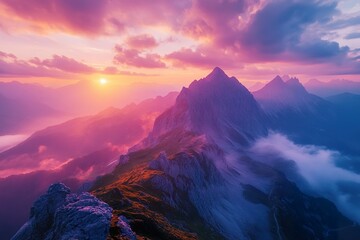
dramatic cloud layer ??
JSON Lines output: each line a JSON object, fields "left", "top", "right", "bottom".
{"left": 251, "top": 133, "right": 360, "bottom": 223}
{"left": 0, "top": 51, "right": 98, "bottom": 78}
{"left": 0, "top": 0, "right": 108, "bottom": 35}
{"left": 0, "top": 0, "right": 359, "bottom": 80}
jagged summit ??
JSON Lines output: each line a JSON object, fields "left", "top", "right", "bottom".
{"left": 253, "top": 75, "right": 328, "bottom": 113}
{"left": 273, "top": 75, "right": 284, "bottom": 83}
{"left": 264, "top": 75, "right": 285, "bottom": 89}
{"left": 262, "top": 75, "right": 307, "bottom": 94}
{"left": 204, "top": 67, "right": 228, "bottom": 81}
{"left": 186, "top": 67, "right": 239, "bottom": 92}
{"left": 151, "top": 68, "right": 268, "bottom": 145}
{"left": 254, "top": 75, "right": 309, "bottom": 99}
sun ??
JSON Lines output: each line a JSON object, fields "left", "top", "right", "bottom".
{"left": 99, "top": 78, "right": 108, "bottom": 85}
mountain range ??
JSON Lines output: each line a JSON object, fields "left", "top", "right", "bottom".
{"left": 6, "top": 68, "right": 360, "bottom": 240}
{"left": 0, "top": 93, "right": 60, "bottom": 135}
{"left": 0, "top": 92, "right": 177, "bottom": 239}
{"left": 304, "top": 78, "right": 360, "bottom": 97}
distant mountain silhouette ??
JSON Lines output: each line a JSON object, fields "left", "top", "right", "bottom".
{"left": 0, "top": 80, "right": 178, "bottom": 116}
{"left": 0, "top": 93, "right": 60, "bottom": 135}
{"left": 304, "top": 78, "right": 360, "bottom": 97}
{"left": 0, "top": 92, "right": 177, "bottom": 239}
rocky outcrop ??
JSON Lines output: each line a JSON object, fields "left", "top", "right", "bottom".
{"left": 12, "top": 183, "right": 112, "bottom": 240}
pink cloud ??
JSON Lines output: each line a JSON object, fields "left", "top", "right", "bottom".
{"left": 0, "top": 0, "right": 359, "bottom": 76}
{"left": 0, "top": 55, "right": 70, "bottom": 78}
{"left": 30, "top": 55, "right": 95, "bottom": 74}
{"left": 0, "top": 51, "right": 96, "bottom": 78}
{"left": 181, "top": 19, "right": 213, "bottom": 39}
{"left": 166, "top": 46, "right": 239, "bottom": 69}
{"left": 0, "top": 51, "right": 16, "bottom": 60}
{"left": 0, "top": 0, "right": 189, "bottom": 36}
{"left": 126, "top": 34, "right": 158, "bottom": 49}
{"left": 113, "top": 45, "right": 166, "bottom": 68}
{"left": 103, "top": 66, "right": 154, "bottom": 76}
{"left": 0, "top": 0, "right": 108, "bottom": 35}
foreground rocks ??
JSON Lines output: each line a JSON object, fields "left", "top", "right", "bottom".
{"left": 12, "top": 183, "right": 112, "bottom": 240}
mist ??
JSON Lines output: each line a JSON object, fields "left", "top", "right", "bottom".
{"left": 250, "top": 132, "right": 360, "bottom": 223}
{"left": 0, "top": 135, "right": 28, "bottom": 153}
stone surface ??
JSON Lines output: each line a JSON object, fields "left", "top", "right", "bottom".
{"left": 11, "top": 183, "right": 112, "bottom": 240}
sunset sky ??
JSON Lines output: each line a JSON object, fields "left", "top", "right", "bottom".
{"left": 0, "top": 0, "right": 359, "bottom": 87}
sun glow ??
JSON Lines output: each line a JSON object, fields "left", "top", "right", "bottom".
{"left": 99, "top": 78, "right": 108, "bottom": 85}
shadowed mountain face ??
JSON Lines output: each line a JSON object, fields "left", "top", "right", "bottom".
{"left": 151, "top": 67, "right": 267, "bottom": 146}
{"left": 10, "top": 68, "right": 360, "bottom": 240}
{"left": 253, "top": 76, "right": 324, "bottom": 111}
{"left": 254, "top": 76, "right": 360, "bottom": 155}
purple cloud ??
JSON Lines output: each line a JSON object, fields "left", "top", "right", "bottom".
{"left": 166, "top": 46, "right": 238, "bottom": 69}
{"left": 345, "top": 32, "right": 360, "bottom": 40}
{"left": 0, "top": 51, "right": 98, "bottom": 78}
{"left": 0, "top": 0, "right": 108, "bottom": 35}
{"left": 113, "top": 45, "right": 166, "bottom": 68}
{"left": 30, "top": 55, "right": 95, "bottom": 74}
{"left": 126, "top": 34, "right": 158, "bottom": 49}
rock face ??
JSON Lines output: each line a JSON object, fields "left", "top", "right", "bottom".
{"left": 91, "top": 68, "right": 360, "bottom": 240}
{"left": 151, "top": 67, "right": 267, "bottom": 146}
{"left": 12, "top": 183, "right": 112, "bottom": 240}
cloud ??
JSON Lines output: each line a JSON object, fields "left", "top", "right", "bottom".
{"left": 125, "top": 34, "right": 158, "bottom": 49}
{"left": 0, "top": 0, "right": 108, "bottom": 35}
{"left": 250, "top": 133, "right": 360, "bottom": 223}
{"left": 0, "top": 51, "right": 16, "bottom": 60}
{"left": 0, "top": 135, "right": 28, "bottom": 153}
{"left": 0, "top": 51, "right": 97, "bottom": 78}
{"left": 292, "top": 40, "right": 349, "bottom": 63}
{"left": 30, "top": 55, "right": 95, "bottom": 74}
{"left": 0, "top": 51, "right": 157, "bottom": 78}
{"left": 0, "top": 0, "right": 359, "bottom": 75}
{"left": 113, "top": 45, "right": 166, "bottom": 68}
{"left": 345, "top": 32, "right": 360, "bottom": 39}
{"left": 166, "top": 46, "right": 239, "bottom": 69}
{"left": 0, "top": 0, "right": 190, "bottom": 36}
{"left": 239, "top": 1, "right": 341, "bottom": 60}
{"left": 102, "top": 66, "right": 155, "bottom": 76}
{"left": 327, "top": 15, "right": 360, "bottom": 29}
{"left": 0, "top": 55, "right": 70, "bottom": 78}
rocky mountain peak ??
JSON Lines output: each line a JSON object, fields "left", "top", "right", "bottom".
{"left": 204, "top": 67, "right": 229, "bottom": 81}
{"left": 264, "top": 75, "right": 286, "bottom": 88}
{"left": 254, "top": 75, "right": 309, "bottom": 100}
{"left": 151, "top": 68, "right": 268, "bottom": 145}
